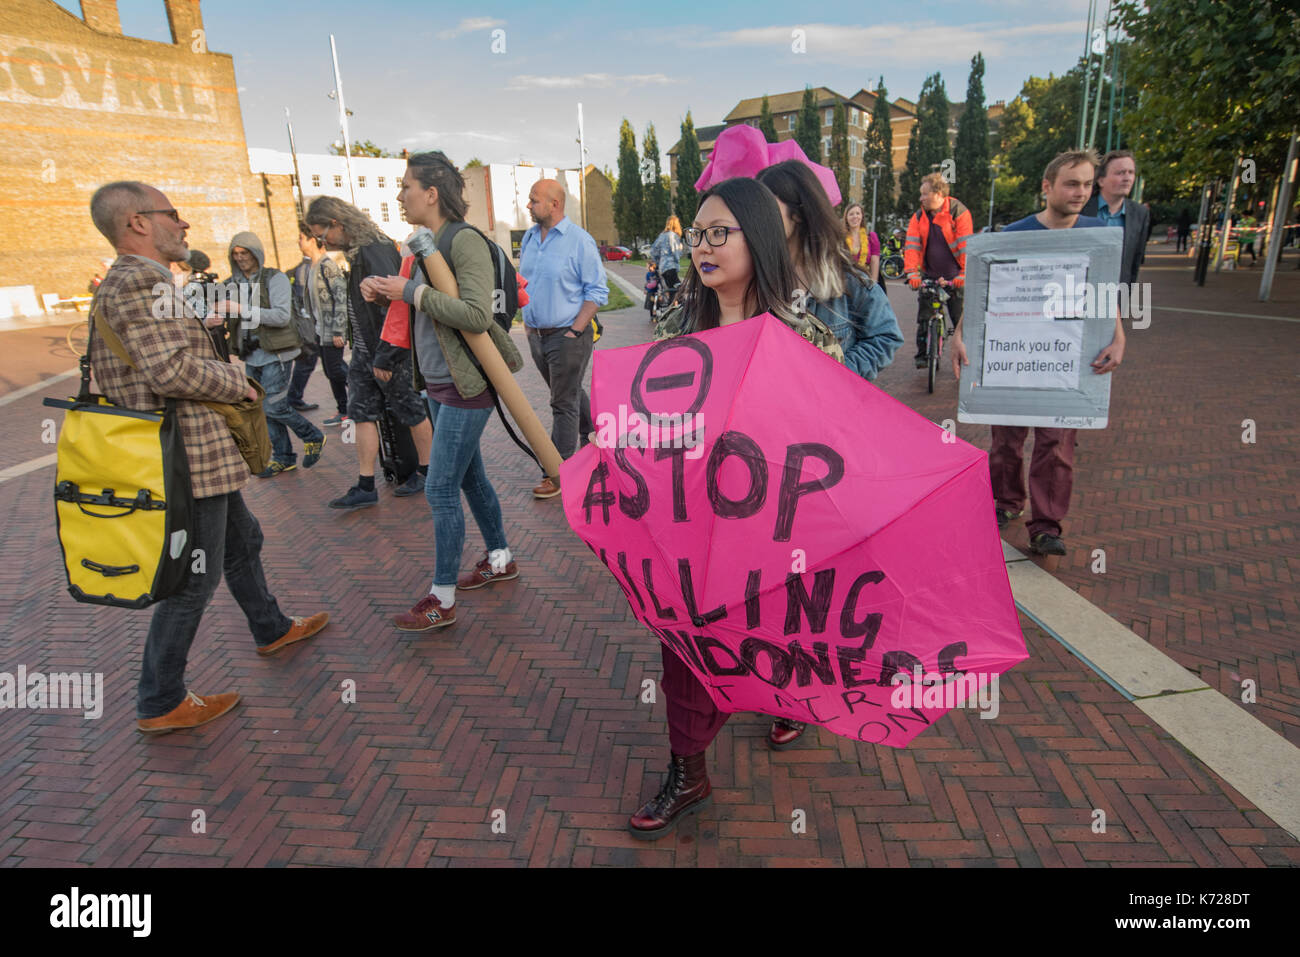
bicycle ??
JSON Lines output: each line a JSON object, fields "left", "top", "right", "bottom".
{"left": 650, "top": 279, "right": 679, "bottom": 323}
{"left": 880, "top": 236, "right": 904, "bottom": 280}
{"left": 918, "top": 278, "right": 951, "bottom": 394}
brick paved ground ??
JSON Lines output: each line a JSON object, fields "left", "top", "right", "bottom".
{"left": 0, "top": 248, "right": 1296, "bottom": 867}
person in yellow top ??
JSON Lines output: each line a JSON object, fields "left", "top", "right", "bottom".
{"left": 842, "top": 202, "right": 881, "bottom": 283}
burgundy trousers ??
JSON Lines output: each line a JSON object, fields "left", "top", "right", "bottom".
{"left": 661, "top": 644, "right": 729, "bottom": 755}
{"left": 989, "top": 426, "right": 1078, "bottom": 538}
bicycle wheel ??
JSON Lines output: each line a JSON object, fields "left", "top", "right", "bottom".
{"left": 882, "top": 256, "right": 904, "bottom": 280}
{"left": 66, "top": 319, "right": 90, "bottom": 358}
{"left": 927, "top": 318, "right": 938, "bottom": 394}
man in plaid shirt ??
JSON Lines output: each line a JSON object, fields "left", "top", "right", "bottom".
{"left": 88, "top": 181, "right": 330, "bottom": 734}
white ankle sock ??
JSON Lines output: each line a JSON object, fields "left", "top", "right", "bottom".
{"left": 488, "top": 547, "right": 513, "bottom": 573}
{"left": 429, "top": 583, "right": 455, "bottom": 607}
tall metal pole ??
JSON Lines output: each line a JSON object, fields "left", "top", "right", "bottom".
{"left": 1087, "top": 0, "right": 1112, "bottom": 149}
{"left": 329, "top": 34, "right": 357, "bottom": 206}
{"left": 988, "top": 162, "right": 999, "bottom": 230}
{"left": 1105, "top": 40, "right": 1121, "bottom": 152}
{"left": 869, "top": 161, "right": 883, "bottom": 234}
{"left": 1194, "top": 182, "right": 1214, "bottom": 286}
{"left": 1259, "top": 129, "right": 1299, "bottom": 301}
{"left": 1214, "top": 158, "right": 1240, "bottom": 272}
{"left": 285, "top": 107, "right": 306, "bottom": 220}
{"left": 577, "top": 103, "right": 588, "bottom": 230}
{"left": 1077, "top": 0, "right": 1096, "bottom": 149}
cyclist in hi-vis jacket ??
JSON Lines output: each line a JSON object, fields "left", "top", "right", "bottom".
{"left": 903, "top": 172, "right": 973, "bottom": 368}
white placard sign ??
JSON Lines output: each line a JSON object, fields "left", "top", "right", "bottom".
{"left": 982, "top": 319, "right": 1084, "bottom": 390}
{"left": 986, "top": 257, "right": 1090, "bottom": 320}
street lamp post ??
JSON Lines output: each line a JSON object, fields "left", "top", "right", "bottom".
{"left": 868, "top": 160, "right": 885, "bottom": 234}
{"left": 988, "top": 162, "right": 1000, "bottom": 230}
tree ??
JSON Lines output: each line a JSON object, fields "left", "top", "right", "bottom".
{"left": 1115, "top": 0, "right": 1297, "bottom": 197}
{"left": 464, "top": 157, "right": 485, "bottom": 168}
{"left": 896, "top": 119, "right": 920, "bottom": 221}
{"left": 830, "top": 101, "right": 850, "bottom": 206}
{"left": 954, "top": 53, "right": 990, "bottom": 224}
{"left": 614, "top": 119, "right": 643, "bottom": 244}
{"left": 864, "top": 77, "right": 895, "bottom": 229}
{"left": 329, "top": 139, "right": 395, "bottom": 158}
{"left": 915, "top": 73, "right": 951, "bottom": 181}
{"left": 794, "top": 86, "right": 822, "bottom": 162}
{"left": 641, "top": 122, "right": 670, "bottom": 237}
{"left": 675, "top": 112, "right": 704, "bottom": 225}
{"left": 758, "top": 94, "right": 779, "bottom": 143}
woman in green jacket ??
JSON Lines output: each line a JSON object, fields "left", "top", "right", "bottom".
{"left": 362, "top": 151, "right": 524, "bottom": 633}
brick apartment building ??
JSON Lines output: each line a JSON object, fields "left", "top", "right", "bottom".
{"left": 0, "top": 0, "right": 299, "bottom": 319}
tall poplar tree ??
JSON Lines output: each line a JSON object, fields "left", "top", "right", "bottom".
{"left": 795, "top": 86, "right": 822, "bottom": 161}
{"left": 675, "top": 112, "right": 704, "bottom": 225}
{"left": 641, "top": 122, "right": 669, "bottom": 237}
{"left": 758, "top": 94, "right": 778, "bottom": 143}
{"left": 614, "top": 119, "right": 643, "bottom": 244}
{"left": 955, "top": 53, "right": 990, "bottom": 220}
{"left": 864, "top": 77, "right": 895, "bottom": 228}
{"left": 830, "top": 101, "right": 850, "bottom": 205}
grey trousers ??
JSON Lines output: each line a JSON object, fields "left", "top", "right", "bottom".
{"left": 526, "top": 324, "right": 594, "bottom": 462}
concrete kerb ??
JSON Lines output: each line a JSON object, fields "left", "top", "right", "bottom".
{"left": 1002, "top": 541, "right": 1300, "bottom": 841}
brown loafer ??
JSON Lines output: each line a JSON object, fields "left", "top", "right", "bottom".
{"left": 532, "top": 476, "right": 561, "bottom": 499}
{"left": 137, "top": 690, "right": 240, "bottom": 734}
{"left": 257, "top": 612, "right": 329, "bottom": 657}
{"left": 767, "top": 718, "right": 807, "bottom": 750}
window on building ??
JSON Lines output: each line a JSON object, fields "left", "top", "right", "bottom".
{"left": 378, "top": 176, "right": 386, "bottom": 188}
{"left": 788, "top": 115, "right": 795, "bottom": 130}
{"left": 381, "top": 203, "right": 389, "bottom": 222}
{"left": 311, "top": 173, "right": 320, "bottom": 187}
{"left": 850, "top": 138, "right": 858, "bottom": 157}
{"left": 849, "top": 108, "right": 858, "bottom": 126}
{"left": 358, "top": 175, "right": 366, "bottom": 188}
{"left": 363, "top": 208, "right": 371, "bottom": 217}
{"left": 334, "top": 174, "right": 342, "bottom": 188}
{"left": 822, "top": 136, "right": 831, "bottom": 158}
{"left": 825, "top": 108, "right": 833, "bottom": 126}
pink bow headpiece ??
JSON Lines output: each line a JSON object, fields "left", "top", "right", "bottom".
{"left": 694, "top": 123, "right": 842, "bottom": 206}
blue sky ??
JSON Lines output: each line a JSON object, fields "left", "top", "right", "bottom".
{"left": 56, "top": 0, "right": 1096, "bottom": 172}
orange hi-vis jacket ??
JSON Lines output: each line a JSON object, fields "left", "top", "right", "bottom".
{"left": 903, "top": 195, "right": 974, "bottom": 288}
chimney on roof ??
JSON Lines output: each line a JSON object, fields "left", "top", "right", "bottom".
{"left": 80, "top": 0, "right": 122, "bottom": 34}
{"left": 165, "top": 0, "right": 205, "bottom": 47}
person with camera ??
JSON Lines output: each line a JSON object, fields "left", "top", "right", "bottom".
{"left": 214, "top": 231, "right": 325, "bottom": 477}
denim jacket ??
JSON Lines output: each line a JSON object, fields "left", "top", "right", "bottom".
{"left": 807, "top": 272, "right": 903, "bottom": 381}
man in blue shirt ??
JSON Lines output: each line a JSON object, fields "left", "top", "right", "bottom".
{"left": 518, "top": 179, "right": 609, "bottom": 499}
{"left": 951, "top": 149, "right": 1125, "bottom": 558}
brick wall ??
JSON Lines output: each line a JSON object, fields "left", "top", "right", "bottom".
{"left": 0, "top": 0, "right": 299, "bottom": 309}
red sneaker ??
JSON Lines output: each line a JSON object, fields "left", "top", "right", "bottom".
{"left": 457, "top": 554, "right": 519, "bottom": 590}
{"left": 394, "top": 594, "right": 457, "bottom": 632}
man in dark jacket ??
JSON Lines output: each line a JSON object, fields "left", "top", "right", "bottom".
{"left": 1082, "top": 150, "right": 1150, "bottom": 286}
{"left": 306, "top": 197, "right": 431, "bottom": 508}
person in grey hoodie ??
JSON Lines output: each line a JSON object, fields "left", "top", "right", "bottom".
{"left": 217, "top": 230, "right": 325, "bottom": 476}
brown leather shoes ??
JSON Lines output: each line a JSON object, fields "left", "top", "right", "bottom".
{"left": 137, "top": 690, "right": 240, "bottom": 734}
{"left": 532, "top": 476, "right": 561, "bottom": 499}
{"left": 628, "top": 752, "right": 711, "bottom": 840}
{"left": 257, "top": 612, "right": 330, "bottom": 657}
{"left": 394, "top": 594, "right": 457, "bottom": 631}
{"left": 768, "top": 717, "right": 807, "bottom": 750}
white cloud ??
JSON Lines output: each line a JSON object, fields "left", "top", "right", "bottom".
{"left": 398, "top": 130, "right": 514, "bottom": 146}
{"left": 687, "top": 20, "right": 1089, "bottom": 62}
{"left": 505, "top": 73, "right": 678, "bottom": 92}
{"left": 437, "top": 17, "right": 506, "bottom": 40}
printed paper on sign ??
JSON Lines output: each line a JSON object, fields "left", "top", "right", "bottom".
{"left": 986, "top": 257, "right": 1089, "bottom": 319}
{"left": 982, "top": 320, "right": 1084, "bottom": 390}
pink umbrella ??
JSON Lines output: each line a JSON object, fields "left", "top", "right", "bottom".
{"left": 561, "top": 315, "right": 1027, "bottom": 746}
{"left": 695, "top": 124, "right": 842, "bottom": 206}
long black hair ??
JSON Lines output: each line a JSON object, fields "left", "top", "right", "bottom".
{"left": 678, "top": 177, "right": 798, "bottom": 331}
{"left": 407, "top": 150, "right": 468, "bottom": 222}
{"left": 756, "top": 160, "right": 870, "bottom": 301}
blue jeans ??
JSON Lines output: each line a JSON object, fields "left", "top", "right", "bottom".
{"left": 247, "top": 358, "right": 323, "bottom": 465}
{"left": 424, "top": 394, "right": 508, "bottom": 586}
{"left": 138, "top": 492, "right": 292, "bottom": 718}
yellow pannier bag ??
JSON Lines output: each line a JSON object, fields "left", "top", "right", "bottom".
{"left": 43, "top": 390, "right": 193, "bottom": 609}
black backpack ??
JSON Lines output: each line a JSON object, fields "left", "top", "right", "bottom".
{"left": 435, "top": 221, "right": 519, "bottom": 331}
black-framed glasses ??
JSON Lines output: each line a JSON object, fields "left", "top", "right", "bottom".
{"left": 684, "top": 225, "right": 743, "bottom": 247}
{"left": 138, "top": 208, "right": 181, "bottom": 222}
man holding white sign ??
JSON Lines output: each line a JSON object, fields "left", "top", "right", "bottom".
{"left": 951, "top": 150, "right": 1125, "bottom": 557}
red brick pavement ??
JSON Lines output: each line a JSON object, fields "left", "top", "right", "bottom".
{"left": 0, "top": 253, "right": 1296, "bottom": 867}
